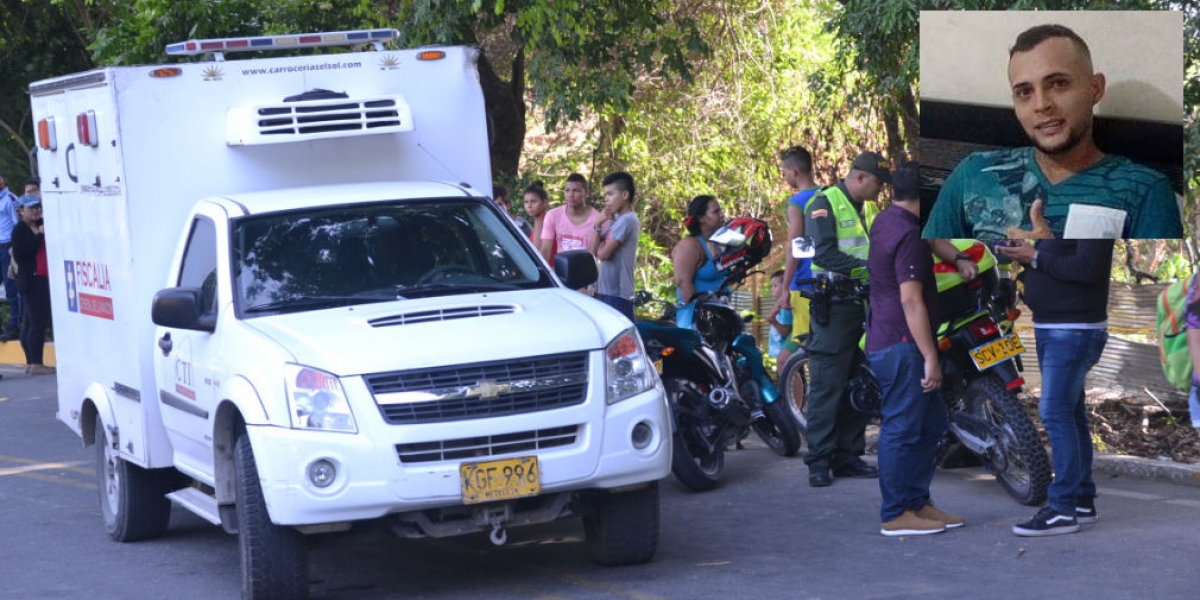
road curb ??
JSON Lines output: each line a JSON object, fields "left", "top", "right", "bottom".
{"left": 0, "top": 340, "right": 55, "bottom": 367}
{"left": 1092, "top": 452, "right": 1200, "bottom": 488}
{"left": 864, "top": 425, "right": 1200, "bottom": 488}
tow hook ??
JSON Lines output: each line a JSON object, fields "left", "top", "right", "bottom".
{"left": 478, "top": 505, "right": 511, "bottom": 546}
{"left": 489, "top": 522, "right": 507, "bottom": 546}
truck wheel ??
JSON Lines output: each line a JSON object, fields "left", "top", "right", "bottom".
{"left": 583, "top": 481, "right": 659, "bottom": 566}
{"left": 94, "top": 419, "right": 172, "bottom": 542}
{"left": 234, "top": 431, "right": 309, "bottom": 600}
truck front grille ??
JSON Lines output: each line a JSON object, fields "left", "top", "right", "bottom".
{"left": 395, "top": 425, "right": 579, "bottom": 463}
{"left": 365, "top": 352, "right": 589, "bottom": 424}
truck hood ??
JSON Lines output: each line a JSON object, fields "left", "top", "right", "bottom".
{"left": 244, "top": 289, "right": 629, "bottom": 376}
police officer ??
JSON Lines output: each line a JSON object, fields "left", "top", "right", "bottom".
{"left": 802, "top": 151, "right": 890, "bottom": 487}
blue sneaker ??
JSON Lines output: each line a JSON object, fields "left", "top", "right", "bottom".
{"left": 1013, "top": 506, "right": 1079, "bottom": 537}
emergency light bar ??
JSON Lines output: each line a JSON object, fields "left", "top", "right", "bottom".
{"left": 165, "top": 29, "right": 399, "bottom": 57}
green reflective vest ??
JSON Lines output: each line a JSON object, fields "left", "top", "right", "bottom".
{"left": 810, "top": 185, "right": 876, "bottom": 279}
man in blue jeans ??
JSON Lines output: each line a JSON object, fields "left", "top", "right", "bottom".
{"left": 998, "top": 238, "right": 1113, "bottom": 536}
{"left": 866, "top": 163, "right": 968, "bottom": 536}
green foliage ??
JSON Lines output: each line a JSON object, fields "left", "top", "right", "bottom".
{"left": 595, "top": 0, "right": 888, "bottom": 286}
{"left": 0, "top": 0, "right": 99, "bottom": 183}
{"left": 395, "top": 0, "right": 710, "bottom": 131}
{"left": 825, "top": 0, "right": 917, "bottom": 110}
{"left": 1111, "top": 240, "right": 1194, "bottom": 285}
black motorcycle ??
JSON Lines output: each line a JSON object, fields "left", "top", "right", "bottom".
{"left": 635, "top": 219, "right": 802, "bottom": 491}
{"left": 780, "top": 246, "right": 1051, "bottom": 506}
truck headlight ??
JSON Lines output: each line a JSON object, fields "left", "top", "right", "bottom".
{"left": 284, "top": 364, "right": 357, "bottom": 433}
{"left": 605, "top": 328, "right": 655, "bottom": 404}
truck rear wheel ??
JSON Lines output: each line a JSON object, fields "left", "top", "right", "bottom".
{"left": 582, "top": 482, "right": 659, "bottom": 566}
{"left": 234, "top": 431, "right": 309, "bottom": 600}
{"left": 94, "top": 419, "right": 172, "bottom": 542}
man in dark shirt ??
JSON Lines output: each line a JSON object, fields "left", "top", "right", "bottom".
{"left": 866, "top": 163, "right": 965, "bottom": 536}
{"left": 997, "top": 238, "right": 1113, "bottom": 536}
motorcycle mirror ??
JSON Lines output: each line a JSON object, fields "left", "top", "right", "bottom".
{"left": 791, "top": 236, "right": 815, "bottom": 259}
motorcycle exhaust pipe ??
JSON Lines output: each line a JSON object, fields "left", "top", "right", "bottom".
{"left": 708, "top": 387, "right": 732, "bottom": 409}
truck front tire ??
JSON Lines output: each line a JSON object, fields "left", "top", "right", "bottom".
{"left": 94, "top": 419, "right": 172, "bottom": 542}
{"left": 582, "top": 482, "right": 660, "bottom": 566}
{"left": 234, "top": 430, "right": 309, "bottom": 600}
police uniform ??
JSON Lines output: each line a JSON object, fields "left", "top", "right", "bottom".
{"left": 802, "top": 152, "right": 888, "bottom": 485}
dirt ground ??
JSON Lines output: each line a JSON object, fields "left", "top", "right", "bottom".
{"left": 1022, "top": 387, "right": 1200, "bottom": 465}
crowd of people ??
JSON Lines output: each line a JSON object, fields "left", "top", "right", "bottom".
{"left": 490, "top": 20, "right": 1160, "bottom": 539}
{"left": 0, "top": 170, "right": 54, "bottom": 376}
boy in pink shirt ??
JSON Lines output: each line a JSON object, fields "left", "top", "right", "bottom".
{"left": 540, "top": 173, "right": 600, "bottom": 261}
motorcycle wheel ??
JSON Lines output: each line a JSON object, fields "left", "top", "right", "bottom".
{"left": 744, "top": 380, "right": 803, "bottom": 457}
{"left": 778, "top": 350, "right": 810, "bottom": 435}
{"left": 663, "top": 377, "right": 724, "bottom": 491}
{"left": 961, "top": 376, "right": 1051, "bottom": 506}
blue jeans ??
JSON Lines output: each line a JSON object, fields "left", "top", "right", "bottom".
{"left": 868, "top": 342, "right": 948, "bottom": 522}
{"left": 1035, "top": 327, "right": 1107, "bottom": 515}
{"left": 0, "top": 242, "right": 19, "bottom": 332}
{"left": 1190, "top": 384, "right": 1200, "bottom": 429}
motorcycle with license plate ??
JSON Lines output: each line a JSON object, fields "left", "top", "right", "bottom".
{"left": 780, "top": 239, "right": 1051, "bottom": 506}
{"left": 634, "top": 218, "right": 802, "bottom": 491}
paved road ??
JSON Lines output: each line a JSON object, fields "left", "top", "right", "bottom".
{"left": 2, "top": 366, "right": 1197, "bottom": 599}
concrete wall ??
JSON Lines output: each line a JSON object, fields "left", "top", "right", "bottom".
{"left": 920, "top": 10, "right": 1184, "bottom": 123}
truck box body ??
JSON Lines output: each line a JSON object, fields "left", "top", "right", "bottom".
{"left": 31, "top": 39, "right": 669, "bottom": 581}
{"left": 35, "top": 48, "right": 491, "bottom": 467}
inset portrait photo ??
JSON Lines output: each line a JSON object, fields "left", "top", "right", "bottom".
{"left": 919, "top": 10, "right": 1185, "bottom": 240}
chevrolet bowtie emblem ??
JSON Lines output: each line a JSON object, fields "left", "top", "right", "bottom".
{"left": 467, "top": 380, "right": 511, "bottom": 399}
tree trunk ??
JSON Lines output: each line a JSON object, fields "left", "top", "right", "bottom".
{"left": 881, "top": 104, "right": 905, "bottom": 166}
{"left": 898, "top": 86, "right": 919, "bottom": 161}
{"left": 476, "top": 47, "right": 526, "bottom": 179}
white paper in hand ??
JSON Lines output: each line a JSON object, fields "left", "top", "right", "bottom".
{"left": 1063, "top": 204, "right": 1126, "bottom": 239}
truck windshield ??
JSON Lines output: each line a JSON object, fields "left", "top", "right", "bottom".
{"left": 233, "top": 199, "right": 549, "bottom": 315}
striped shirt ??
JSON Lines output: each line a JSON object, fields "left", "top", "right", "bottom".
{"left": 922, "top": 147, "right": 1181, "bottom": 240}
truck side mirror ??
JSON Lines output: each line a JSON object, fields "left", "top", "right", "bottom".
{"left": 554, "top": 249, "right": 598, "bottom": 291}
{"left": 151, "top": 287, "right": 216, "bottom": 332}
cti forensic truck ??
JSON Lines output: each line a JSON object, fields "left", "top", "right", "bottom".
{"left": 31, "top": 29, "right": 670, "bottom": 600}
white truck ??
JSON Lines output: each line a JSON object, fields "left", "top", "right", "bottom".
{"left": 32, "top": 29, "right": 670, "bottom": 600}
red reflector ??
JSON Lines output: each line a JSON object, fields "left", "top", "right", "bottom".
{"left": 76, "top": 112, "right": 97, "bottom": 146}
{"left": 968, "top": 317, "right": 998, "bottom": 339}
{"left": 226, "top": 39, "right": 249, "bottom": 48}
{"left": 200, "top": 41, "right": 223, "bottom": 50}
{"left": 1007, "top": 378, "right": 1025, "bottom": 391}
{"left": 300, "top": 35, "right": 322, "bottom": 43}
